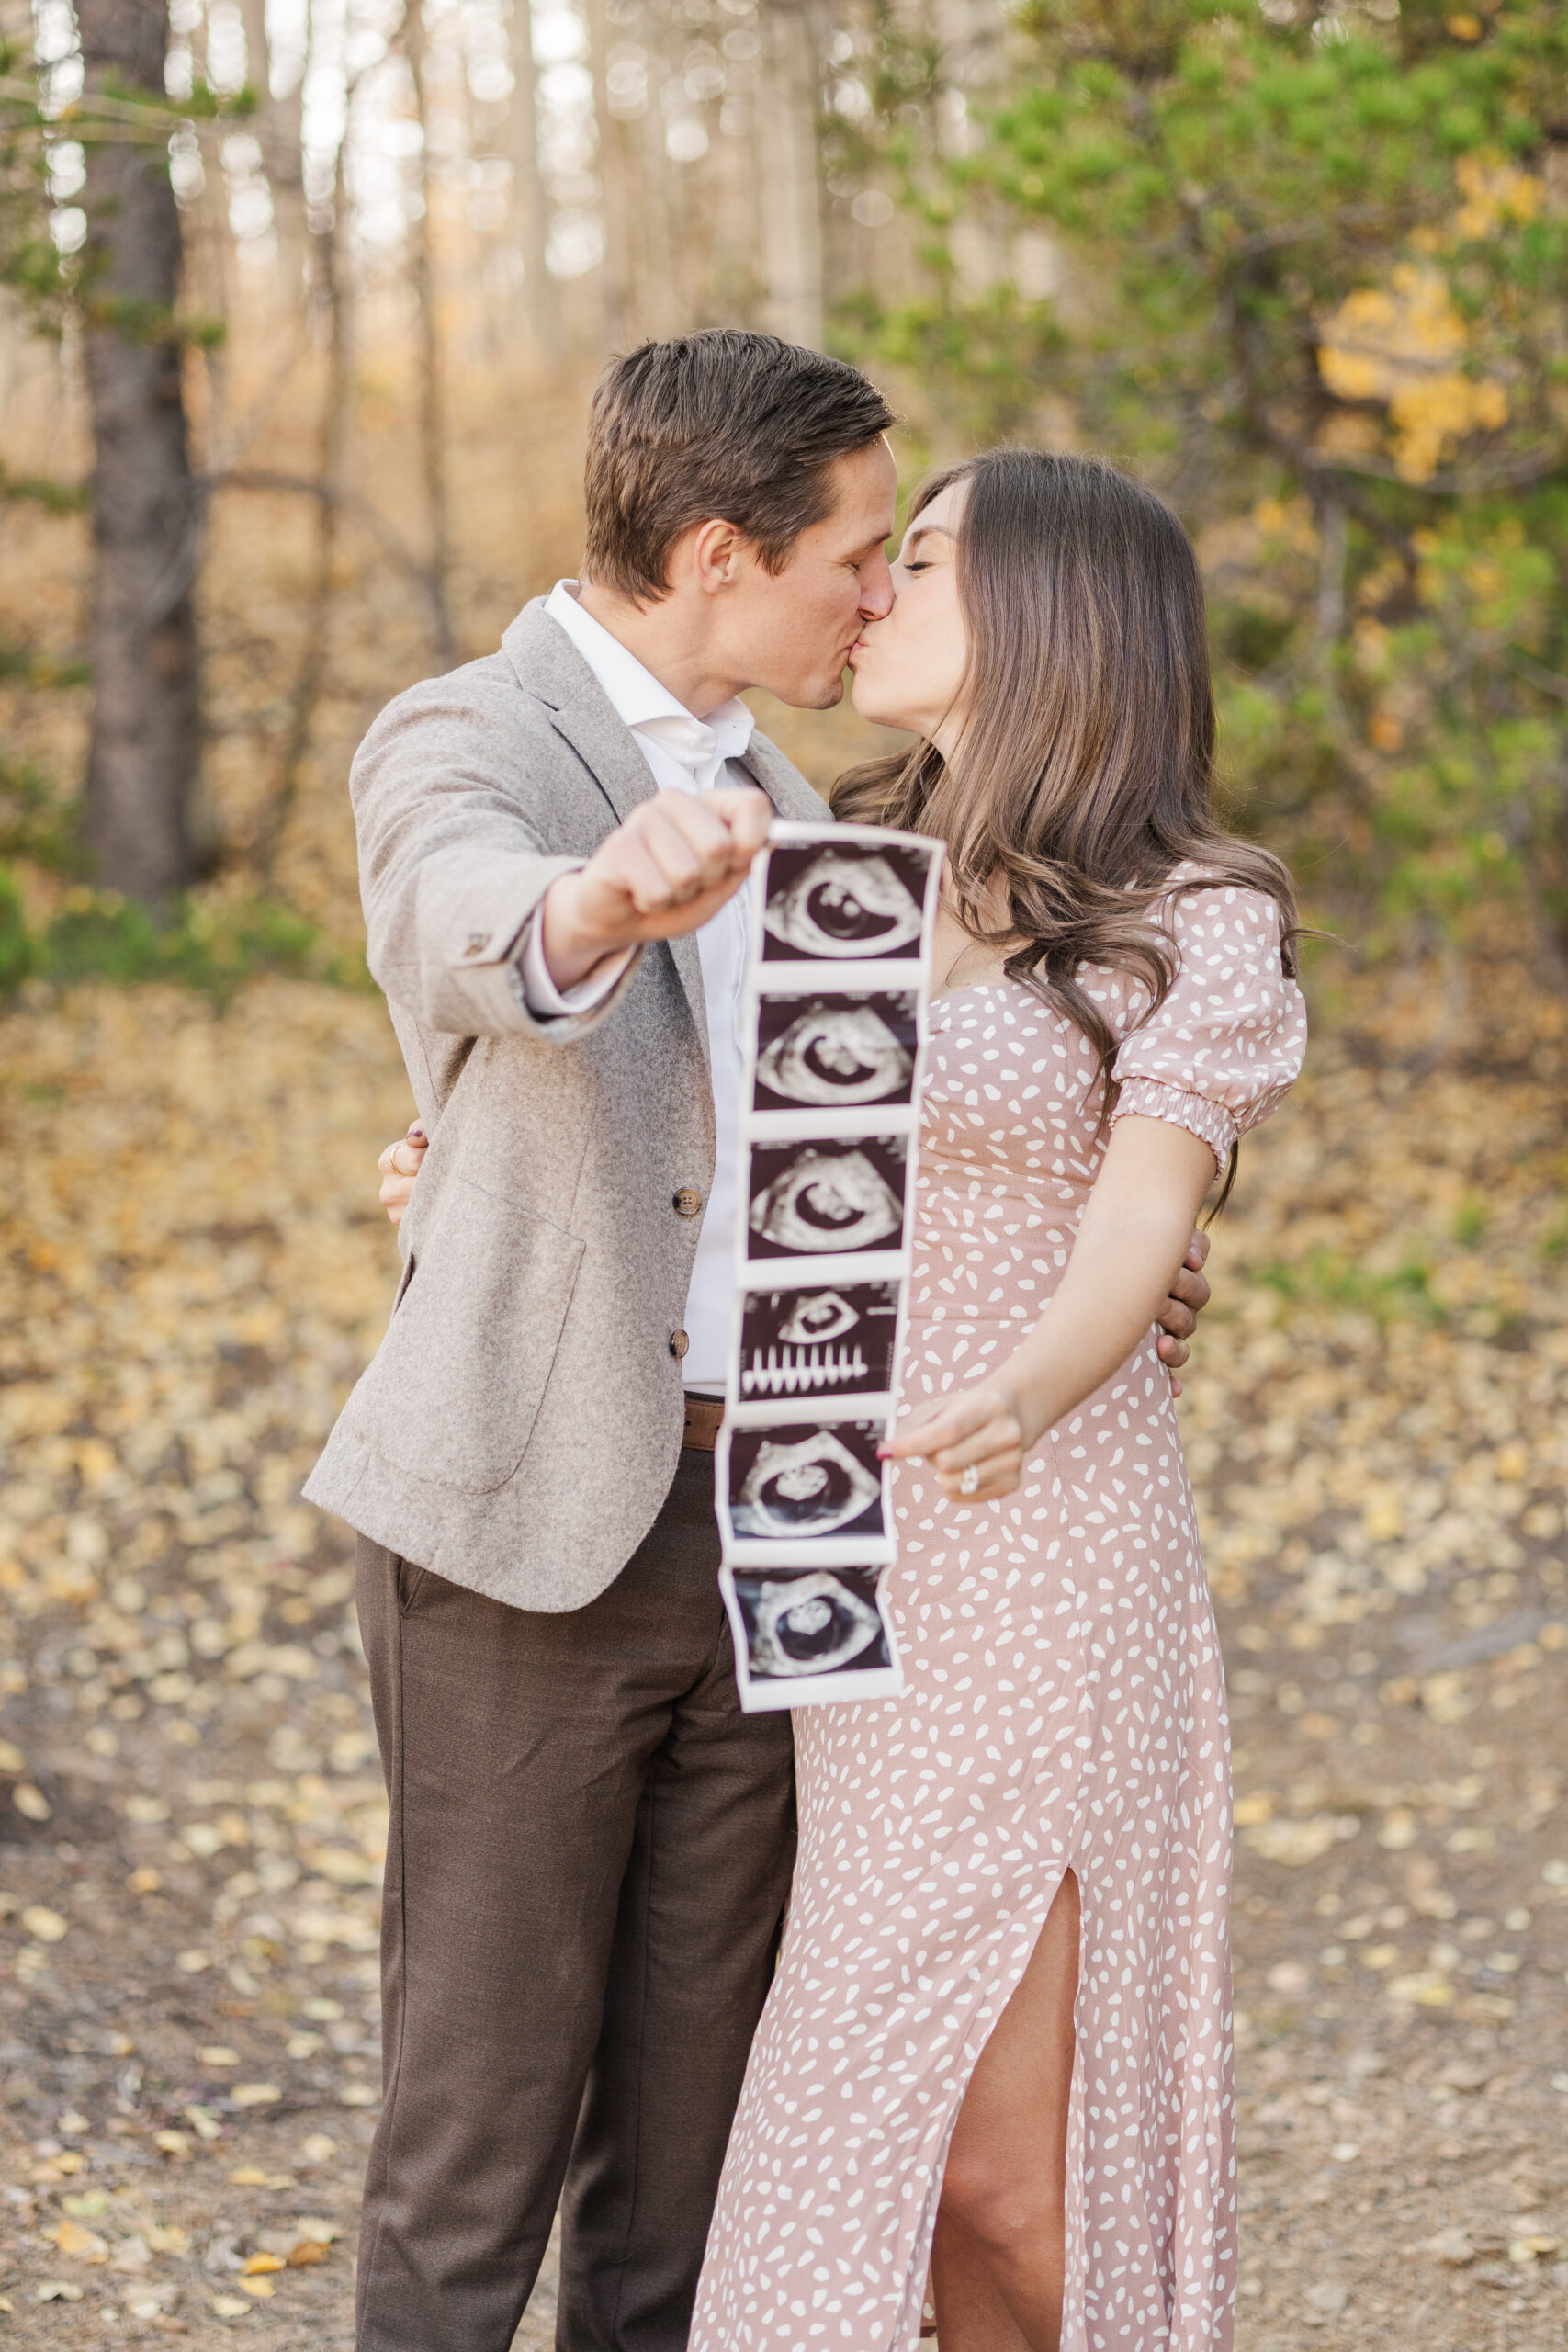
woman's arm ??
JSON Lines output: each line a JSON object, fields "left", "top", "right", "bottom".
{"left": 372, "top": 1114, "right": 1215, "bottom": 1386}
{"left": 884, "top": 1114, "right": 1218, "bottom": 1502}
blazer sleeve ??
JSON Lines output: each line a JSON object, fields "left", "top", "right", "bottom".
{"left": 1108, "top": 885, "right": 1306, "bottom": 1174}
{"left": 350, "top": 674, "right": 644, "bottom": 1041}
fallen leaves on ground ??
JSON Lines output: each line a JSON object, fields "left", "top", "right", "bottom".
{"left": 0, "top": 952, "right": 1563, "bottom": 2348}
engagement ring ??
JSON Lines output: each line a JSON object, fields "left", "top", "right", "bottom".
{"left": 959, "top": 1464, "right": 980, "bottom": 1496}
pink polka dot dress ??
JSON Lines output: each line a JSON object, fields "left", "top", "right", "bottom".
{"left": 690, "top": 886, "right": 1305, "bottom": 2352}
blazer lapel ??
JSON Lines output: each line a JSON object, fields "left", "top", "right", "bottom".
{"left": 503, "top": 600, "right": 708, "bottom": 1062}
{"left": 498, "top": 606, "right": 838, "bottom": 1063}
{"left": 546, "top": 687, "right": 660, "bottom": 829}
{"left": 742, "top": 729, "right": 834, "bottom": 824}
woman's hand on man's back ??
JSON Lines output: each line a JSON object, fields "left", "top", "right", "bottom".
{"left": 378, "top": 1124, "right": 428, "bottom": 1224}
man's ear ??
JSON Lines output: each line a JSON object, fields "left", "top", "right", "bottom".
{"left": 688, "top": 516, "right": 746, "bottom": 596}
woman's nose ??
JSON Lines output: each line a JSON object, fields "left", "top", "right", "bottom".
{"left": 859, "top": 551, "right": 896, "bottom": 620}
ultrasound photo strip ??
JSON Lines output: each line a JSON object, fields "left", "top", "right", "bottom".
{"left": 716, "top": 821, "right": 945, "bottom": 1714}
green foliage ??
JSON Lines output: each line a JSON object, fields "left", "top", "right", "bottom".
{"left": 0, "top": 876, "right": 343, "bottom": 1005}
{"left": 0, "top": 37, "right": 250, "bottom": 332}
{"left": 0, "top": 752, "right": 89, "bottom": 874}
{"left": 1253, "top": 1248, "right": 1443, "bottom": 1323}
{"left": 833, "top": 0, "right": 1568, "bottom": 965}
{"left": 0, "top": 867, "right": 31, "bottom": 995}
{"left": 0, "top": 461, "right": 89, "bottom": 514}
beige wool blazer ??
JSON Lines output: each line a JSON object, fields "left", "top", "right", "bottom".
{"left": 304, "top": 598, "right": 831, "bottom": 1610}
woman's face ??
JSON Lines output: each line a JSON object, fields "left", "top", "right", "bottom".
{"left": 845, "top": 478, "right": 971, "bottom": 757}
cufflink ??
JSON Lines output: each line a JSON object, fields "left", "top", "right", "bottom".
{"left": 462, "top": 932, "right": 489, "bottom": 957}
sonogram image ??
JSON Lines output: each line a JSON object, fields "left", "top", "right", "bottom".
{"left": 761, "top": 841, "right": 935, "bottom": 963}
{"left": 727, "top": 1419, "right": 886, "bottom": 1544}
{"left": 729, "top": 1566, "right": 892, "bottom": 1681}
{"left": 751, "top": 990, "right": 917, "bottom": 1113}
{"left": 737, "top": 1281, "right": 899, "bottom": 1402}
{"left": 746, "top": 1134, "right": 908, "bottom": 1259}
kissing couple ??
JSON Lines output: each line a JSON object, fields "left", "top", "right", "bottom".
{"left": 306, "top": 330, "right": 1305, "bottom": 2352}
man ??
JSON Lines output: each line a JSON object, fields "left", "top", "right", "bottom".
{"left": 306, "top": 331, "right": 1211, "bottom": 2352}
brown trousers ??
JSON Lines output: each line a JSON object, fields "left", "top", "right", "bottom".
{"left": 354, "top": 1449, "right": 796, "bottom": 2352}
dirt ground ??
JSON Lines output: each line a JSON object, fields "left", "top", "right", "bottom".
{"left": 1, "top": 963, "right": 1565, "bottom": 2348}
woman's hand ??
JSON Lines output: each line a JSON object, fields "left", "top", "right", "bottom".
{"left": 378, "top": 1124, "right": 428, "bottom": 1225}
{"left": 1156, "top": 1229, "right": 1211, "bottom": 1397}
{"left": 881, "top": 1373, "right": 1041, "bottom": 1506}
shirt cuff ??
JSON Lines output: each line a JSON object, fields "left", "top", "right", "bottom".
{"left": 517, "top": 905, "right": 636, "bottom": 1018}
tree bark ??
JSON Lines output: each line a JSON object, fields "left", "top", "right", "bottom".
{"left": 77, "top": 0, "right": 200, "bottom": 902}
{"left": 257, "top": 121, "right": 354, "bottom": 881}
{"left": 586, "top": 0, "right": 631, "bottom": 350}
{"left": 508, "top": 0, "right": 559, "bottom": 356}
{"left": 403, "top": 0, "right": 457, "bottom": 669}
{"left": 757, "top": 0, "right": 824, "bottom": 349}
{"left": 235, "top": 0, "right": 308, "bottom": 302}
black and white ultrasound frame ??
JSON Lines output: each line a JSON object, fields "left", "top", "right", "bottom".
{"left": 715, "top": 1408, "right": 896, "bottom": 1570}
{"left": 732, "top": 1271, "right": 902, "bottom": 1411}
{"left": 754, "top": 825, "right": 942, "bottom": 970}
{"left": 716, "top": 822, "right": 945, "bottom": 1713}
{"left": 747, "top": 975, "right": 921, "bottom": 1120}
{"left": 722, "top": 1563, "right": 897, "bottom": 1712}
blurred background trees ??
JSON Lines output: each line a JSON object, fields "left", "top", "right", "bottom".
{"left": 0, "top": 0, "right": 1563, "bottom": 1001}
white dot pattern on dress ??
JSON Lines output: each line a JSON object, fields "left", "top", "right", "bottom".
{"left": 690, "top": 885, "right": 1306, "bottom": 2352}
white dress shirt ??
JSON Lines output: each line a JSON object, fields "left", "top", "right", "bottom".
{"left": 518, "top": 580, "right": 754, "bottom": 1394}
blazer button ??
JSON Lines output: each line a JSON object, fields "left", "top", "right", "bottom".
{"left": 669, "top": 1329, "right": 690, "bottom": 1360}
{"left": 672, "top": 1188, "right": 703, "bottom": 1219}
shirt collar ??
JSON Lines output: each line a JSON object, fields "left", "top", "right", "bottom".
{"left": 545, "top": 580, "right": 754, "bottom": 772}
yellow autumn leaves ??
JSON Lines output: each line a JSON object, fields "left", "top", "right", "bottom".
{"left": 1316, "top": 153, "right": 1542, "bottom": 481}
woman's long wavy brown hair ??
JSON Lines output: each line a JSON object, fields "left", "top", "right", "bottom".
{"left": 833, "top": 448, "right": 1299, "bottom": 1177}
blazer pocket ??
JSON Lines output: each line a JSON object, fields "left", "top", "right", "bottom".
{"left": 350, "top": 1174, "right": 585, "bottom": 1495}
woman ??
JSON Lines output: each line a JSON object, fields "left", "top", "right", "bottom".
{"left": 379, "top": 450, "right": 1304, "bottom": 2352}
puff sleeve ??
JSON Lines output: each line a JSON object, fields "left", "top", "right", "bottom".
{"left": 1108, "top": 884, "right": 1306, "bottom": 1174}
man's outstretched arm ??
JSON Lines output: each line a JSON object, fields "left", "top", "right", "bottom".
{"left": 353, "top": 683, "right": 770, "bottom": 1039}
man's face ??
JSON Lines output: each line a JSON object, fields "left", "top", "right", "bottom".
{"left": 716, "top": 438, "right": 898, "bottom": 709}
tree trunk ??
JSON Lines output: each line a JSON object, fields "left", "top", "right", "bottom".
{"left": 404, "top": 0, "right": 457, "bottom": 668}
{"left": 586, "top": 0, "right": 631, "bottom": 350}
{"left": 509, "top": 0, "right": 559, "bottom": 357}
{"left": 757, "top": 0, "right": 824, "bottom": 349}
{"left": 77, "top": 0, "right": 199, "bottom": 902}
{"left": 236, "top": 0, "right": 308, "bottom": 304}
{"left": 258, "top": 125, "right": 354, "bottom": 881}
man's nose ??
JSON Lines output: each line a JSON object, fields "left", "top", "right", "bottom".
{"left": 858, "top": 550, "right": 896, "bottom": 621}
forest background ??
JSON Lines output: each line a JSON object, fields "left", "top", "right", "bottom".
{"left": 1, "top": 1, "right": 1568, "bottom": 2346}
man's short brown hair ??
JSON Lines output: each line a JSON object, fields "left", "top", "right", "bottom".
{"left": 582, "top": 331, "right": 895, "bottom": 605}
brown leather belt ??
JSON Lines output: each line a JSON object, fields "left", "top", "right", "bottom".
{"left": 682, "top": 1395, "right": 726, "bottom": 1452}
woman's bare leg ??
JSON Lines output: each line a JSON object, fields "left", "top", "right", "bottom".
{"left": 931, "top": 1869, "right": 1079, "bottom": 2352}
